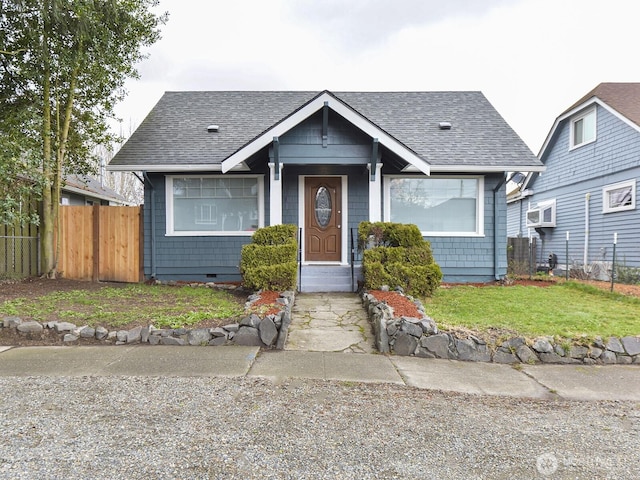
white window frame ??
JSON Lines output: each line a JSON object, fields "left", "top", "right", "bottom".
{"left": 603, "top": 179, "right": 636, "bottom": 213}
{"left": 165, "top": 174, "right": 264, "bottom": 236}
{"left": 526, "top": 199, "right": 556, "bottom": 227}
{"left": 570, "top": 107, "right": 596, "bottom": 149}
{"left": 383, "top": 175, "right": 484, "bottom": 237}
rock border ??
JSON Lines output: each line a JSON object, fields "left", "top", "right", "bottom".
{"left": 2, "top": 289, "right": 295, "bottom": 350}
{"left": 362, "top": 288, "right": 640, "bottom": 365}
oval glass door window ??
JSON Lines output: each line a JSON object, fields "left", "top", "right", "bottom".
{"left": 315, "top": 186, "right": 332, "bottom": 228}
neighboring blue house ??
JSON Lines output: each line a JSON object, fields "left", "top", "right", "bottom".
{"left": 108, "top": 90, "right": 541, "bottom": 290}
{"left": 508, "top": 83, "right": 640, "bottom": 276}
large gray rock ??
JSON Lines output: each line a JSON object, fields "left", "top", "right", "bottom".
{"left": 606, "top": 337, "right": 625, "bottom": 354}
{"left": 233, "top": 326, "right": 263, "bottom": 346}
{"left": 188, "top": 328, "right": 212, "bottom": 346}
{"left": 53, "top": 321, "right": 77, "bottom": 333}
{"left": 63, "top": 333, "right": 78, "bottom": 342}
{"left": 501, "top": 337, "right": 525, "bottom": 352}
{"left": 3, "top": 316, "right": 22, "bottom": 328}
{"left": 116, "top": 330, "right": 128, "bottom": 342}
{"left": 493, "top": 350, "right": 518, "bottom": 364}
{"left": 208, "top": 336, "right": 227, "bottom": 346}
{"left": 569, "top": 346, "right": 589, "bottom": 359}
{"left": 393, "top": 332, "right": 418, "bottom": 356}
{"left": 532, "top": 339, "right": 553, "bottom": 354}
{"left": 141, "top": 326, "right": 151, "bottom": 343}
{"left": 95, "top": 326, "right": 109, "bottom": 340}
{"left": 259, "top": 317, "right": 278, "bottom": 346}
{"left": 516, "top": 345, "right": 538, "bottom": 364}
{"left": 616, "top": 354, "right": 633, "bottom": 364}
{"left": 240, "top": 314, "right": 261, "bottom": 328}
{"left": 401, "top": 321, "right": 423, "bottom": 339}
{"left": 621, "top": 336, "right": 640, "bottom": 356}
{"left": 456, "top": 338, "right": 491, "bottom": 362}
{"left": 376, "top": 317, "right": 390, "bottom": 354}
{"left": 148, "top": 335, "right": 161, "bottom": 345}
{"left": 539, "top": 352, "right": 579, "bottom": 364}
{"left": 414, "top": 347, "right": 435, "bottom": 358}
{"left": 127, "top": 326, "right": 142, "bottom": 344}
{"left": 210, "top": 327, "right": 228, "bottom": 338}
{"left": 79, "top": 327, "right": 96, "bottom": 339}
{"left": 17, "top": 321, "right": 43, "bottom": 333}
{"left": 420, "top": 319, "right": 438, "bottom": 335}
{"left": 601, "top": 350, "right": 617, "bottom": 364}
{"left": 223, "top": 323, "right": 239, "bottom": 333}
{"left": 421, "top": 334, "right": 450, "bottom": 359}
{"left": 589, "top": 347, "right": 603, "bottom": 359}
{"left": 160, "top": 336, "right": 186, "bottom": 346}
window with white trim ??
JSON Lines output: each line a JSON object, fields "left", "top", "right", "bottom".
{"left": 384, "top": 176, "right": 484, "bottom": 236}
{"left": 603, "top": 179, "right": 635, "bottom": 213}
{"left": 570, "top": 108, "right": 596, "bottom": 148}
{"left": 526, "top": 199, "right": 556, "bottom": 227}
{"left": 166, "top": 175, "right": 263, "bottom": 235}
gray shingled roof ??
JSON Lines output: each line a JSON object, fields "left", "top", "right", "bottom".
{"left": 109, "top": 90, "right": 541, "bottom": 171}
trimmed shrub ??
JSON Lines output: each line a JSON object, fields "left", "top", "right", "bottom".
{"left": 361, "top": 222, "right": 441, "bottom": 297}
{"left": 240, "top": 224, "right": 298, "bottom": 291}
{"left": 251, "top": 224, "right": 297, "bottom": 246}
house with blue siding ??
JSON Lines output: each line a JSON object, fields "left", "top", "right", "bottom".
{"left": 508, "top": 83, "right": 640, "bottom": 277}
{"left": 108, "top": 90, "right": 542, "bottom": 291}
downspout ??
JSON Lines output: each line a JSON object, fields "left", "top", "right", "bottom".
{"left": 493, "top": 173, "right": 508, "bottom": 281}
{"left": 143, "top": 172, "right": 157, "bottom": 279}
{"left": 584, "top": 192, "right": 590, "bottom": 268}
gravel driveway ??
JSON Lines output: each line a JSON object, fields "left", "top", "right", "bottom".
{"left": 1, "top": 376, "right": 638, "bottom": 479}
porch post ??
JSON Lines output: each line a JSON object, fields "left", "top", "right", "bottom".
{"left": 268, "top": 162, "right": 283, "bottom": 225}
{"left": 367, "top": 163, "right": 383, "bottom": 221}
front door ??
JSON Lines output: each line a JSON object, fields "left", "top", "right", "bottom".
{"left": 305, "top": 177, "right": 342, "bottom": 262}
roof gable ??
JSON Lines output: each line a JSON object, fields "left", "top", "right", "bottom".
{"left": 108, "top": 90, "right": 542, "bottom": 174}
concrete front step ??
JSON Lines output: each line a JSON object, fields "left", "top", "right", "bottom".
{"left": 299, "top": 265, "right": 361, "bottom": 293}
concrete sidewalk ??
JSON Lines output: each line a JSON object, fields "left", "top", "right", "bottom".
{"left": 1, "top": 345, "right": 639, "bottom": 401}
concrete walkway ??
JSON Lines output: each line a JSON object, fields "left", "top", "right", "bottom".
{"left": 285, "top": 292, "right": 374, "bottom": 353}
{"left": 1, "top": 345, "right": 640, "bottom": 401}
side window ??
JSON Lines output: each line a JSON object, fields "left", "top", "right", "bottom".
{"left": 570, "top": 108, "right": 596, "bottom": 148}
{"left": 603, "top": 180, "right": 635, "bottom": 213}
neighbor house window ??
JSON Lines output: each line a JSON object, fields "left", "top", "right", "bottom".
{"left": 570, "top": 108, "right": 596, "bottom": 148}
{"left": 384, "top": 176, "right": 484, "bottom": 236}
{"left": 603, "top": 179, "right": 635, "bottom": 213}
{"left": 166, "top": 175, "right": 263, "bottom": 236}
{"left": 526, "top": 199, "right": 556, "bottom": 227}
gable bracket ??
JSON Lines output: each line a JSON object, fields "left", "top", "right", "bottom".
{"left": 322, "top": 101, "right": 329, "bottom": 148}
{"left": 273, "top": 136, "right": 280, "bottom": 180}
{"left": 370, "top": 138, "right": 379, "bottom": 181}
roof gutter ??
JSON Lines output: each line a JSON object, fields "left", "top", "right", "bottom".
{"left": 143, "top": 172, "right": 157, "bottom": 279}
{"left": 493, "top": 173, "right": 508, "bottom": 281}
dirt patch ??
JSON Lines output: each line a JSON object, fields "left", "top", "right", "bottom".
{"left": 0, "top": 277, "right": 115, "bottom": 303}
{"left": 369, "top": 290, "right": 422, "bottom": 318}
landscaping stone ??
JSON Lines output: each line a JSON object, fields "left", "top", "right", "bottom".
{"left": 420, "top": 319, "right": 438, "bottom": 335}
{"left": 259, "top": 317, "right": 278, "bottom": 347}
{"left": 210, "top": 327, "right": 227, "bottom": 338}
{"left": 456, "top": 338, "right": 491, "bottom": 362}
{"left": 240, "top": 314, "right": 261, "bottom": 329}
{"left": 589, "top": 347, "right": 603, "bottom": 359}
{"left": 116, "top": 330, "right": 127, "bottom": 342}
{"left": 208, "top": 336, "right": 227, "bottom": 346}
{"left": 621, "top": 336, "right": 640, "bottom": 356}
{"left": 187, "top": 328, "right": 211, "bottom": 346}
{"left": 233, "top": 326, "right": 263, "bottom": 346}
{"left": 493, "top": 350, "right": 518, "bottom": 364}
{"left": 414, "top": 347, "right": 435, "bottom": 358}
{"left": 95, "top": 326, "right": 109, "bottom": 340}
{"left": 554, "top": 345, "right": 566, "bottom": 357}
{"left": 63, "top": 334, "right": 78, "bottom": 343}
{"left": 569, "top": 346, "right": 589, "bottom": 359}
{"left": 80, "top": 327, "right": 95, "bottom": 339}
{"left": 532, "top": 339, "right": 553, "bottom": 354}
{"left": 420, "top": 334, "right": 450, "bottom": 359}
{"left": 601, "top": 351, "right": 617, "bottom": 364}
{"left": 401, "top": 321, "right": 423, "bottom": 339}
{"left": 393, "top": 332, "right": 418, "bottom": 356}
{"left": 141, "top": 326, "right": 151, "bottom": 343}
{"left": 3, "top": 316, "right": 22, "bottom": 328}
{"left": 161, "top": 336, "right": 186, "bottom": 346}
{"left": 516, "top": 345, "right": 538, "bottom": 364}
{"left": 223, "top": 323, "right": 239, "bottom": 333}
{"left": 606, "top": 337, "right": 625, "bottom": 354}
{"left": 53, "top": 322, "right": 77, "bottom": 333}
{"left": 17, "top": 321, "right": 44, "bottom": 333}
{"left": 386, "top": 323, "right": 398, "bottom": 336}
{"left": 501, "top": 337, "right": 525, "bottom": 351}
{"left": 127, "top": 326, "right": 142, "bottom": 344}
{"left": 148, "top": 335, "right": 161, "bottom": 345}
{"left": 616, "top": 354, "right": 633, "bottom": 364}
{"left": 173, "top": 328, "right": 188, "bottom": 336}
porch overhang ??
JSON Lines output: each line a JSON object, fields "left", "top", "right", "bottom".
{"left": 221, "top": 91, "right": 431, "bottom": 175}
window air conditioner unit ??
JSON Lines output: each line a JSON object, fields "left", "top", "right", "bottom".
{"left": 526, "top": 201, "right": 556, "bottom": 228}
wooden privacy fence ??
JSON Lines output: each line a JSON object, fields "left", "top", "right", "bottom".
{"left": 507, "top": 236, "right": 537, "bottom": 276}
{"left": 59, "top": 205, "right": 143, "bottom": 283}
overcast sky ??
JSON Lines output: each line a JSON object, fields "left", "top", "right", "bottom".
{"left": 113, "top": 0, "right": 640, "bottom": 154}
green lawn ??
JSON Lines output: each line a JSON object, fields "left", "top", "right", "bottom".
{"left": 423, "top": 281, "right": 640, "bottom": 340}
{"left": 0, "top": 284, "right": 245, "bottom": 329}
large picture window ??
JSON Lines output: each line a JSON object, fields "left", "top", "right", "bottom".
{"left": 384, "top": 176, "right": 484, "bottom": 236}
{"left": 166, "top": 175, "right": 263, "bottom": 235}
{"left": 603, "top": 179, "right": 635, "bottom": 213}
